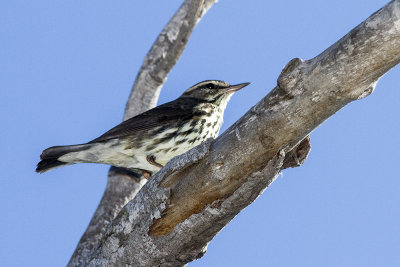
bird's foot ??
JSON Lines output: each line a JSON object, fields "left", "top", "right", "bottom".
{"left": 142, "top": 170, "right": 152, "bottom": 179}
{"left": 146, "top": 155, "right": 164, "bottom": 168}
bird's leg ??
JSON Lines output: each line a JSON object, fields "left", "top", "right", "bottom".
{"left": 142, "top": 156, "right": 163, "bottom": 179}
{"left": 146, "top": 155, "right": 164, "bottom": 168}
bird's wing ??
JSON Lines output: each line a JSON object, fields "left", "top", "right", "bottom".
{"left": 89, "top": 98, "right": 199, "bottom": 143}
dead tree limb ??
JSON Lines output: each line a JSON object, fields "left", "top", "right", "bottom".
{"left": 67, "top": 1, "right": 218, "bottom": 266}
{"left": 82, "top": 1, "right": 400, "bottom": 266}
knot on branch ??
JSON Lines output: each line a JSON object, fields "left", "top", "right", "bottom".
{"left": 282, "top": 136, "right": 311, "bottom": 169}
{"left": 277, "top": 57, "right": 306, "bottom": 98}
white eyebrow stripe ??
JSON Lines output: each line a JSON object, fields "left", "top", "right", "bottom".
{"left": 184, "top": 81, "right": 230, "bottom": 93}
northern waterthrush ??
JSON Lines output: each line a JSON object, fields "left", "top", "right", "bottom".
{"left": 36, "top": 80, "right": 249, "bottom": 176}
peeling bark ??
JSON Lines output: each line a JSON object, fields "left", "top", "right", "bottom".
{"left": 67, "top": 0, "right": 218, "bottom": 266}
{"left": 82, "top": 1, "right": 400, "bottom": 266}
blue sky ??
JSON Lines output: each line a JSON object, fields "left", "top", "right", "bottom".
{"left": 2, "top": 1, "right": 399, "bottom": 266}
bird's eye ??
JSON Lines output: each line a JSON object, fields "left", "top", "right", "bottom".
{"left": 206, "top": 83, "right": 216, "bottom": 89}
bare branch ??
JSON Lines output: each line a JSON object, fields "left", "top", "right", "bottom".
{"left": 83, "top": 1, "right": 400, "bottom": 265}
{"left": 67, "top": 0, "right": 218, "bottom": 266}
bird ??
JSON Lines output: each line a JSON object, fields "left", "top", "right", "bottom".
{"left": 36, "top": 80, "right": 250, "bottom": 177}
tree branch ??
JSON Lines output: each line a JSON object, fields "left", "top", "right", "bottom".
{"left": 67, "top": 1, "right": 218, "bottom": 266}
{"left": 123, "top": 0, "right": 216, "bottom": 120}
{"left": 83, "top": 1, "right": 400, "bottom": 265}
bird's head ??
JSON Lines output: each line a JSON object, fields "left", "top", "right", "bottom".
{"left": 181, "top": 80, "right": 250, "bottom": 107}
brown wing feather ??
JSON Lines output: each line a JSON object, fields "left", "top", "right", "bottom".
{"left": 89, "top": 98, "right": 200, "bottom": 143}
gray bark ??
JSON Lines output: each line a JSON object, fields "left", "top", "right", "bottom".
{"left": 67, "top": 0, "right": 218, "bottom": 266}
{"left": 82, "top": 0, "right": 400, "bottom": 266}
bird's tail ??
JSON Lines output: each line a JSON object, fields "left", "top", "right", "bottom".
{"left": 36, "top": 144, "right": 92, "bottom": 173}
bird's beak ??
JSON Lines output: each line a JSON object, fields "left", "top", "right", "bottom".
{"left": 225, "top": 82, "right": 251, "bottom": 93}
